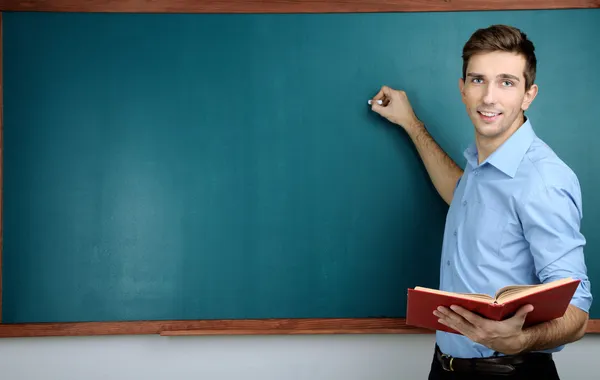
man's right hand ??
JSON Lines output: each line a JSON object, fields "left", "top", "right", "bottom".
{"left": 370, "top": 86, "right": 422, "bottom": 133}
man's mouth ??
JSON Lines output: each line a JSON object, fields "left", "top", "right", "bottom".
{"left": 477, "top": 110, "right": 502, "bottom": 122}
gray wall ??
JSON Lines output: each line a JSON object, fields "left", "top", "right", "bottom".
{"left": 0, "top": 333, "right": 596, "bottom": 379}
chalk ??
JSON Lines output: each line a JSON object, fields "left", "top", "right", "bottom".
{"left": 368, "top": 99, "right": 383, "bottom": 105}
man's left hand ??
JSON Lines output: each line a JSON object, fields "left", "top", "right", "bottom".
{"left": 433, "top": 304, "right": 534, "bottom": 355}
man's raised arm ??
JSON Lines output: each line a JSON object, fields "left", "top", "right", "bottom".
{"left": 370, "top": 86, "right": 463, "bottom": 205}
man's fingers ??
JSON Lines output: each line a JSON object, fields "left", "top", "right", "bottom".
{"left": 436, "top": 306, "right": 469, "bottom": 326}
{"left": 381, "top": 85, "right": 394, "bottom": 97}
{"left": 519, "top": 304, "right": 534, "bottom": 315}
{"left": 372, "top": 86, "right": 394, "bottom": 103}
{"left": 450, "top": 305, "right": 487, "bottom": 327}
{"left": 370, "top": 103, "right": 387, "bottom": 115}
{"left": 377, "top": 85, "right": 393, "bottom": 98}
{"left": 511, "top": 304, "right": 534, "bottom": 323}
{"left": 369, "top": 88, "right": 392, "bottom": 113}
{"left": 435, "top": 307, "right": 476, "bottom": 336}
{"left": 372, "top": 87, "right": 385, "bottom": 101}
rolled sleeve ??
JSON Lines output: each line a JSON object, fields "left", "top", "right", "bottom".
{"left": 519, "top": 183, "right": 593, "bottom": 313}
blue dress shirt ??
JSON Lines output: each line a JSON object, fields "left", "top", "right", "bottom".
{"left": 436, "top": 118, "right": 593, "bottom": 358}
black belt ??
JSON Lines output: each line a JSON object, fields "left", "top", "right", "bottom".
{"left": 435, "top": 345, "right": 553, "bottom": 375}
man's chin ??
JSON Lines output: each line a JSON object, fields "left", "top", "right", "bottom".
{"left": 474, "top": 124, "right": 505, "bottom": 140}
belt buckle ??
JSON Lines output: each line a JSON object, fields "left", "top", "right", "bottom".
{"left": 441, "top": 354, "right": 455, "bottom": 372}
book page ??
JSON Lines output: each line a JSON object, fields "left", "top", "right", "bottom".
{"left": 494, "top": 284, "right": 539, "bottom": 300}
{"left": 414, "top": 286, "right": 493, "bottom": 302}
{"left": 495, "top": 277, "right": 574, "bottom": 303}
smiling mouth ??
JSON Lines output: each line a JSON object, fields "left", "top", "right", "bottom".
{"left": 478, "top": 111, "right": 501, "bottom": 117}
{"left": 477, "top": 111, "right": 502, "bottom": 121}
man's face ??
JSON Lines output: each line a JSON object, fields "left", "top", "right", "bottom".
{"left": 459, "top": 51, "right": 538, "bottom": 143}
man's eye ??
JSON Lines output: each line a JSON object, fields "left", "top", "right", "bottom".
{"left": 471, "top": 78, "right": 483, "bottom": 84}
{"left": 502, "top": 81, "right": 514, "bottom": 86}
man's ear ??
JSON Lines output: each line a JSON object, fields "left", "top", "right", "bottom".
{"left": 459, "top": 77, "right": 466, "bottom": 104}
{"left": 522, "top": 84, "right": 539, "bottom": 111}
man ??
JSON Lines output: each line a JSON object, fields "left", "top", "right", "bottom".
{"left": 370, "top": 24, "right": 592, "bottom": 379}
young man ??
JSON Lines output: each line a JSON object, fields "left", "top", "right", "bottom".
{"left": 370, "top": 25, "right": 592, "bottom": 379}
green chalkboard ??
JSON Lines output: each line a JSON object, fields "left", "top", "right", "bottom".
{"left": 2, "top": 9, "right": 599, "bottom": 324}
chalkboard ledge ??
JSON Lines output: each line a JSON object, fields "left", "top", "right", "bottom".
{"left": 0, "top": 318, "right": 599, "bottom": 338}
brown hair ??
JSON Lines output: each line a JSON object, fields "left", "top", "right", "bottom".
{"left": 462, "top": 25, "right": 537, "bottom": 90}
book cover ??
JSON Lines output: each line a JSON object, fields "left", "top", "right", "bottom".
{"left": 406, "top": 277, "right": 580, "bottom": 334}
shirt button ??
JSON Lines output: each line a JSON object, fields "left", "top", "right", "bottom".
{"left": 447, "top": 260, "right": 451, "bottom": 266}
{"left": 453, "top": 230, "right": 457, "bottom": 236}
{"left": 462, "top": 200, "right": 467, "bottom": 206}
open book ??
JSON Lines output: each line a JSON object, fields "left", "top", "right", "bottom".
{"left": 406, "top": 277, "right": 580, "bottom": 335}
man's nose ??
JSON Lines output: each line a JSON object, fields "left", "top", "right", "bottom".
{"left": 482, "top": 84, "right": 495, "bottom": 104}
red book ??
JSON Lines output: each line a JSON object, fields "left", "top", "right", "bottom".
{"left": 406, "top": 277, "right": 580, "bottom": 334}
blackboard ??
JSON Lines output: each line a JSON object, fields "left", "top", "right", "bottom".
{"left": 1, "top": 2, "right": 599, "bottom": 337}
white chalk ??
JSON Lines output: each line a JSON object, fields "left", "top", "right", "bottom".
{"left": 368, "top": 99, "right": 383, "bottom": 105}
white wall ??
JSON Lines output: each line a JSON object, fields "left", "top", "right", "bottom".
{"left": 0, "top": 333, "right": 597, "bottom": 379}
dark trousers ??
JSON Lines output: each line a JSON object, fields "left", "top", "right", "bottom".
{"left": 427, "top": 346, "right": 561, "bottom": 380}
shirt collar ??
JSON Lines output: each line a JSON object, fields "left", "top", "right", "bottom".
{"left": 463, "top": 118, "right": 536, "bottom": 178}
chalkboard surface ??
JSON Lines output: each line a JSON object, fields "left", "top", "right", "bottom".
{"left": 2, "top": 9, "right": 599, "bottom": 325}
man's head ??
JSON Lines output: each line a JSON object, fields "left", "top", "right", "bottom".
{"left": 459, "top": 25, "right": 539, "bottom": 148}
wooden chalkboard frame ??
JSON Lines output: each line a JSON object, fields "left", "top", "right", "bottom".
{"left": 0, "top": 0, "right": 599, "bottom": 13}
{"left": 0, "top": 1, "right": 599, "bottom": 337}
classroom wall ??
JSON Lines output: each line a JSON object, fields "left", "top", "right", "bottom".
{"left": 0, "top": 334, "right": 596, "bottom": 379}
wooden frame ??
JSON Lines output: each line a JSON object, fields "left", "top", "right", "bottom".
{"left": 0, "top": 318, "right": 431, "bottom": 338}
{"left": 0, "top": 1, "right": 599, "bottom": 338}
{"left": 0, "top": 317, "right": 599, "bottom": 338}
{"left": 0, "top": 0, "right": 599, "bottom": 13}
{"left": 0, "top": 12, "right": 3, "bottom": 326}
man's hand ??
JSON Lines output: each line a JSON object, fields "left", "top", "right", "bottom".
{"left": 433, "top": 304, "right": 534, "bottom": 355}
{"left": 370, "top": 86, "right": 422, "bottom": 132}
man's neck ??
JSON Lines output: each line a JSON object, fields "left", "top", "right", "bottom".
{"left": 476, "top": 114, "right": 525, "bottom": 165}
